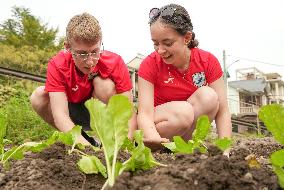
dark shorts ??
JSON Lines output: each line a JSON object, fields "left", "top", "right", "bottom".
{"left": 68, "top": 102, "right": 100, "bottom": 147}
{"left": 68, "top": 102, "right": 91, "bottom": 131}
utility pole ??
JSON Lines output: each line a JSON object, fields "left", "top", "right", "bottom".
{"left": 223, "top": 50, "right": 228, "bottom": 91}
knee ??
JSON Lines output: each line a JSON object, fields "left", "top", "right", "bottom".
{"left": 93, "top": 77, "right": 116, "bottom": 103}
{"left": 193, "top": 86, "right": 219, "bottom": 109}
{"left": 172, "top": 102, "right": 194, "bottom": 130}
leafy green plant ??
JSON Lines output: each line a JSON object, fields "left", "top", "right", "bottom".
{"left": 1, "top": 94, "right": 162, "bottom": 189}
{"left": 0, "top": 124, "right": 81, "bottom": 168}
{"left": 121, "top": 130, "right": 166, "bottom": 172}
{"left": 213, "top": 137, "right": 233, "bottom": 152}
{"left": 83, "top": 95, "right": 164, "bottom": 189}
{"left": 259, "top": 104, "right": 284, "bottom": 188}
{"left": 85, "top": 95, "right": 132, "bottom": 187}
{"left": 162, "top": 115, "right": 211, "bottom": 154}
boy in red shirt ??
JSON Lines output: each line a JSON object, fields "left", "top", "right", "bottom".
{"left": 30, "top": 13, "right": 136, "bottom": 146}
{"left": 138, "top": 4, "right": 232, "bottom": 150}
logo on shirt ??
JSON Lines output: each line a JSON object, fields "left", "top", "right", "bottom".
{"left": 192, "top": 72, "right": 206, "bottom": 87}
{"left": 164, "top": 77, "right": 175, "bottom": 84}
{"left": 72, "top": 85, "right": 79, "bottom": 91}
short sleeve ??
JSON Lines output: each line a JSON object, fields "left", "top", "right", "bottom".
{"left": 45, "top": 59, "right": 66, "bottom": 92}
{"left": 206, "top": 53, "right": 223, "bottom": 84}
{"left": 111, "top": 57, "right": 132, "bottom": 93}
{"left": 138, "top": 55, "right": 158, "bottom": 84}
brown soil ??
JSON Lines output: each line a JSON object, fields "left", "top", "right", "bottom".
{"left": 0, "top": 137, "right": 283, "bottom": 190}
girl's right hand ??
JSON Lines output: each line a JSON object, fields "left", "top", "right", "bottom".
{"left": 143, "top": 136, "right": 170, "bottom": 151}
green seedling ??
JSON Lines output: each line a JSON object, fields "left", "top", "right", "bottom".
{"left": 0, "top": 124, "right": 82, "bottom": 169}
{"left": 122, "top": 130, "right": 166, "bottom": 172}
{"left": 259, "top": 104, "right": 284, "bottom": 188}
{"left": 162, "top": 115, "right": 211, "bottom": 154}
{"left": 214, "top": 137, "right": 233, "bottom": 152}
{"left": 83, "top": 95, "right": 163, "bottom": 189}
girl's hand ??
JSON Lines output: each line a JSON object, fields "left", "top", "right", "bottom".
{"left": 143, "top": 137, "right": 170, "bottom": 151}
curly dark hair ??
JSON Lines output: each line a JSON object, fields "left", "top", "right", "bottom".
{"left": 149, "top": 4, "right": 198, "bottom": 48}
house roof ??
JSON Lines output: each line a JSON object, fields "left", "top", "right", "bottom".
{"left": 126, "top": 53, "right": 145, "bottom": 70}
{"left": 228, "top": 78, "right": 266, "bottom": 93}
{"left": 264, "top": 72, "right": 282, "bottom": 79}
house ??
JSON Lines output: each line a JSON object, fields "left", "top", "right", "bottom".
{"left": 228, "top": 67, "right": 284, "bottom": 133}
{"left": 126, "top": 53, "right": 145, "bottom": 101}
{"left": 228, "top": 67, "right": 284, "bottom": 114}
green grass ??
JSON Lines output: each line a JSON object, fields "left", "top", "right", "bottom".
{"left": 0, "top": 79, "right": 54, "bottom": 145}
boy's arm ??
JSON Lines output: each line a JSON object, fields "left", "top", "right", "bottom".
{"left": 49, "top": 92, "right": 90, "bottom": 145}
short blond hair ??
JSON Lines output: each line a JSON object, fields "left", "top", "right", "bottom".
{"left": 66, "top": 12, "right": 102, "bottom": 44}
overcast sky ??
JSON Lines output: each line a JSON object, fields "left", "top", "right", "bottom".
{"left": 1, "top": 0, "right": 284, "bottom": 80}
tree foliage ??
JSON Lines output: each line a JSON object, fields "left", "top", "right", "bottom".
{"left": 0, "top": 44, "right": 55, "bottom": 75}
{"left": 0, "top": 6, "right": 59, "bottom": 50}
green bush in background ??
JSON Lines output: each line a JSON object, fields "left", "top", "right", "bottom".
{"left": 0, "top": 44, "right": 58, "bottom": 75}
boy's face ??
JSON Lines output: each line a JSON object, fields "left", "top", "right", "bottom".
{"left": 66, "top": 40, "right": 102, "bottom": 74}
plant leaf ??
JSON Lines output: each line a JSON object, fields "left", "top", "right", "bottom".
{"left": 214, "top": 137, "right": 233, "bottom": 152}
{"left": 122, "top": 130, "right": 162, "bottom": 172}
{"left": 174, "top": 136, "right": 194, "bottom": 153}
{"left": 58, "top": 125, "right": 82, "bottom": 145}
{"left": 259, "top": 104, "right": 284, "bottom": 145}
{"left": 85, "top": 95, "right": 133, "bottom": 187}
{"left": 270, "top": 149, "right": 284, "bottom": 167}
{"left": 192, "top": 115, "right": 211, "bottom": 142}
{"left": 107, "top": 95, "right": 132, "bottom": 156}
{"left": 77, "top": 155, "right": 107, "bottom": 177}
{"left": 162, "top": 142, "right": 176, "bottom": 152}
{"left": 274, "top": 166, "right": 284, "bottom": 188}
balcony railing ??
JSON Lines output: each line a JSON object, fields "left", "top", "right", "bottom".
{"left": 240, "top": 105, "right": 259, "bottom": 114}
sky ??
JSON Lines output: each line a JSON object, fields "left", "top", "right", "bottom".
{"left": 1, "top": 0, "right": 284, "bottom": 80}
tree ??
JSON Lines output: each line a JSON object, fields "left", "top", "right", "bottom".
{"left": 0, "top": 6, "right": 59, "bottom": 50}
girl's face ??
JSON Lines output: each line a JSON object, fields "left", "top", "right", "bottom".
{"left": 150, "top": 21, "right": 191, "bottom": 69}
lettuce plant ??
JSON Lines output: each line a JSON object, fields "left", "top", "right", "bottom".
{"left": 259, "top": 104, "right": 284, "bottom": 188}
{"left": 84, "top": 95, "right": 163, "bottom": 189}
{"left": 85, "top": 95, "right": 132, "bottom": 188}
{"left": 213, "top": 137, "right": 233, "bottom": 152}
{"left": 162, "top": 115, "right": 211, "bottom": 153}
{"left": 0, "top": 114, "right": 82, "bottom": 169}
{"left": 122, "top": 130, "right": 166, "bottom": 172}
{"left": 1, "top": 95, "right": 163, "bottom": 189}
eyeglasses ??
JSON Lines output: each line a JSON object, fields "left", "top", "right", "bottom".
{"left": 149, "top": 7, "right": 177, "bottom": 21}
{"left": 71, "top": 50, "right": 101, "bottom": 61}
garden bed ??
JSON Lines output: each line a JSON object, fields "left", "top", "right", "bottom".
{"left": 0, "top": 137, "right": 282, "bottom": 190}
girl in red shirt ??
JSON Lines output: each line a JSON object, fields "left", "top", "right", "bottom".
{"left": 138, "top": 4, "right": 232, "bottom": 150}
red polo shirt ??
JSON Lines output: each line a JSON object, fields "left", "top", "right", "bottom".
{"left": 45, "top": 50, "right": 132, "bottom": 103}
{"left": 138, "top": 48, "right": 223, "bottom": 107}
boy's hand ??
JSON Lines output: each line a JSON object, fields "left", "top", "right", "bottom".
{"left": 76, "top": 135, "right": 91, "bottom": 146}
